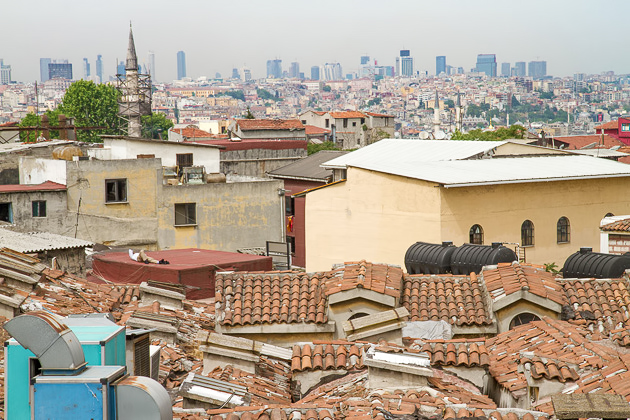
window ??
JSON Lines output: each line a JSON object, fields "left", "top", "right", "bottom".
{"left": 509, "top": 313, "right": 540, "bottom": 329}
{"left": 325, "top": 119, "right": 330, "bottom": 128}
{"left": 521, "top": 220, "right": 534, "bottom": 246}
{"left": 176, "top": 153, "right": 193, "bottom": 168}
{"left": 622, "top": 123, "right": 630, "bottom": 132}
{"left": 557, "top": 217, "right": 570, "bottom": 243}
{"left": 287, "top": 236, "right": 296, "bottom": 255}
{"left": 343, "top": 119, "right": 348, "bottom": 128}
{"left": 32, "top": 201, "right": 46, "bottom": 217}
{"left": 285, "top": 196, "right": 294, "bottom": 216}
{"left": 0, "top": 203, "right": 12, "bottom": 223}
{"left": 352, "top": 121, "right": 357, "bottom": 127}
{"left": 174, "top": 203, "right": 196, "bottom": 226}
{"left": 105, "top": 179, "right": 127, "bottom": 203}
{"left": 605, "top": 212, "right": 615, "bottom": 218}
{"left": 469, "top": 224, "right": 484, "bottom": 245}
{"left": 301, "top": 120, "right": 306, "bottom": 125}
{"left": 361, "top": 118, "right": 365, "bottom": 124}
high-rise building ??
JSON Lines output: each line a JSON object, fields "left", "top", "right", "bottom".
{"left": 528, "top": 61, "right": 547, "bottom": 79}
{"left": 289, "top": 62, "right": 300, "bottom": 78}
{"left": 360, "top": 55, "right": 370, "bottom": 65}
{"left": 96, "top": 55, "right": 103, "bottom": 83}
{"left": 242, "top": 68, "right": 252, "bottom": 81}
{"left": 501, "top": 62, "right": 510, "bottom": 77}
{"left": 48, "top": 60, "right": 72, "bottom": 80}
{"left": 117, "top": 61, "right": 125, "bottom": 76}
{"left": 177, "top": 51, "right": 186, "bottom": 79}
{"left": 310, "top": 66, "right": 320, "bottom": 80}
{"left": 266, "top": 59, "right": 282, "bottom": 78}
{"left": 0, "top": 59, "right": 11, "bottom": 85}
{"left": 322, "top": 63, "right": 342, "bottom": 81}
{"left": 475, "top": 54, "right": 497, "bottom": 77}
{"left": 40, "top": 58, "right": 51, "bottom": 82}
{"left": 436, "top": 56, "right": 446, "bottom": 75}
{"left": 147, "top": 51, "right": 155, "bottom": 81}
{"left": 398, "top": 50, "right": 413, "bottom": 77}
{"left": 83, "top": 58, "right": 91, "bottom": 79}
{"left": 232, "top": 68, "right": 240, "bottom": 79}
{"left": 514, "top": 62, "right": 526, "bottom": 77}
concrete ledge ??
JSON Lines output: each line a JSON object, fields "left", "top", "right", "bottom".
{"left": 492, "top": 290, "right": 562, "bottom": 314}
{"left": 365, "top": 358, "right": 433, "bottom": 377}
{"left": 222, "top": 321, "right": 336, "bottom": 335}
{"left": 452, "top": 323, "right": 497, "bottom": 335}
{"left": 199, "top": 345, "right": 259, "bottom": 363}
{"left": 329, "top": 288, "right": 396, "bottom": 307}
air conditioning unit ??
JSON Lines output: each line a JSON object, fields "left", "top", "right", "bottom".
{"left": 150, "top": 345, "right": 161, "bottom": 382}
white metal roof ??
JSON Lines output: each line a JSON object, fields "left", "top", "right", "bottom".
{"left": 321, "top": 139, "right": 507, "bottom": 169}
{"left": 569, "top": 149, "right": 629, "bottom": 158}
{"left": 0, "top": 230, "right": 93, "bottom": 253}
{"left": 345, "top": 155, "right": 630, "bottom": 188}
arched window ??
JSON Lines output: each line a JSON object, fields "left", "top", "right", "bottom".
{"left": 509, "top": 313, "right": 541, "bottom": 329}
{"left": 605, "top": 212, "right": 615, "bottom": 218}
{"left": 557, "top": 217, "right": 570, "bottom": 243}
{"left": 469, "top": 224, "right": 484, "bottom": 245}
{"left": 521, "top": 220, "right": 534, "bottom": 246}
{"left": 348, "top": 312, "right": 369, "bottom": 321}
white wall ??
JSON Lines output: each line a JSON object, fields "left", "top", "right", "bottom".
{"left": 103, "top": 138, "right": 220, "bottom": 173}
{"left": 19, "top": 157, "right": 67, "bottom": 185}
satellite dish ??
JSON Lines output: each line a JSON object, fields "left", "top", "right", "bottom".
{"left": 419, "top": 131, "right": 430, "bottom": 140}
{"left": 436, "top": 131, "right": 446, "bottom": 140}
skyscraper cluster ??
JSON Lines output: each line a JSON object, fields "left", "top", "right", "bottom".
{"left": 266, "top": 59, "right": 282, "bottom": 79}
{"left": 475, "top": 54, "right": 497, "bottom": 77}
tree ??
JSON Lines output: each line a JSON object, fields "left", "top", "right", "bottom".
{"left": 141, "top": 112, "right": 173, "bottom": 139}
{"left": 223, "top": 90, "right": 245, "bottom": 101}
{"left": 451, "top": 125, "right": 526, "bottom": 141}
{"left": 57, "top": 80, "right": 120, "bottom": 142}
{"left": 257, "top": 88, "right": 280, "bottom": 101}
{"left": 244, "top": 107, "right": 255, "bottom": 119}
{"left": 322, "top": 85, "right": 332, "bottom": 92}
{"left": 19, "top": 109, "right": 61, "bottom": 142}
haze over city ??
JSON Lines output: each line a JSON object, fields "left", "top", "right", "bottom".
{"left": 2, "top": 0, "right": 628, "bottom": 82}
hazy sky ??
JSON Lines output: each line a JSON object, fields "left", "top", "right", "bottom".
{"left": 2, "top": 0, "right": 627, "bottom": 82}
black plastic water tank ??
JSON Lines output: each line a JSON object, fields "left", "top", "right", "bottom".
{"left": 404, "top": 241, "right": 456, "bottom": 274}
{"left": 562, "top": 247, "right": 630, "bottom": 279}
{"left": 450, "top": 243, "right": 517, "bottom": 275}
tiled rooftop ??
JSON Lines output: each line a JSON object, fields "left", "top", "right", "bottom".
{"left": 236, "top": 119, "right": 304, "bottom": 131}
{"left": 600, "top": 218, "right": 630, "bottom": 232}
{"left": 419, "top": 339, "right": 490, "bottom": 367}
{"left": 323, "top": 261, "right": 403, "bottom": 298}
{"left": 401, "top": 274, "right": 492, "bottom": 326}
{"left": 329, "top": 111, "right": 366, "bottom": 119}
{"left": 482, "top": 263, "right": 564, "bottom": 306}
{"left": 291, "top": 342, "right": 365, "bottom": 372}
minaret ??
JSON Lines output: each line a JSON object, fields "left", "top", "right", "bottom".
{"left": 455, "top": 91, "right": 463, "bottom": 133}
{"left": 117, "top": 23, "right": 151, "bottom": 138}
{"left": 433, "top": 91, "right": 441, "bottom": 139}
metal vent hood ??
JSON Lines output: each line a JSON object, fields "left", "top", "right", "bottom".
{"left": 116, "top": 376, "right": 173, "bottom": 420}
{"left": 4, "top": 311, "right": 85, "bottom": 371}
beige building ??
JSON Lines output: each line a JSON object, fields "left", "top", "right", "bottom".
{"left": 302, "top": 139, "right": 630, "bottom": 271}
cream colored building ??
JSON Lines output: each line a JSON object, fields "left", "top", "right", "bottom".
{"left": 303, "top": 139, "right": 630, "bottom": 271}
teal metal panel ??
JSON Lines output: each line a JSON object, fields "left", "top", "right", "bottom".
{"left": 33, "top": 383, "right": 105, "bottom": 420}
{"left": 5, "top": 344, "right": 35, "bottom": 420}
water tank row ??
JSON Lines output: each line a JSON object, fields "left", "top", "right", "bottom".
{"left": 562, "top": 247, "right": 630, "bottom": 279}
{"left": 405, "top": 241, "right": 518, "bottom": 276}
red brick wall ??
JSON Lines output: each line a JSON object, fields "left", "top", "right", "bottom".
{"left": 609, "top": 234, "right": 630, "bottom": 254}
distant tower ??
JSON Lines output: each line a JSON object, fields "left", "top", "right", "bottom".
{"left": 455, "top": 92, "right": 463, "bottom": 133}
{"left": 96, "top": 55, "right": 103, "bottom": 83}
{"left": 83, "top": 58, "right": 90, "bottom": 79}
{"left": 436, "top": 56, "right": 446, "bottom": 75}
{"left": 117, "top": 24, "right": 152, "bottom": 138}
{"left": 40, "top": 58, "right": 51, "bottom": 82}
{"left": 399, "top": 50, "right": 413, "bottom": 77}
{"left": 433, "top": 91, "right": 441, "bottom": 139}
{"left": 147, "top": 51, "right": 155, "bottom": 81}
{"left": 177, "top": 51, "right": 186, "bottom": 79}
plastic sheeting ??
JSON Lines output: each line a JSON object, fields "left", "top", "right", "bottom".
{"left": 402, "top": 320, "right": 453, "bottom": 340}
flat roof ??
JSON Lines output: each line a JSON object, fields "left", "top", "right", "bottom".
{"left": 0, "top": 181, "right": 66, "bottom": 193}
{"left": 0, "top": 230, "right": 93, "bottom": 252}
{"left": 268, "top": 150, "right": 349, "bottom": 181}
{"left": 101, "top": 135, "right": 225, "bottom": 149}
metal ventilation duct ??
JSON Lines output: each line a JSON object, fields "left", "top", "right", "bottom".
{"left": 116, "top": 376, "right": 173, "bottom": 420}
{"left": 4, "top": 311, "right": 85, "bottom": 371}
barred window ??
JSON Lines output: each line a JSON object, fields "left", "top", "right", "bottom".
{"left": 557, "top": 217, "right": 570, "bottom": 243}
{"left": 469, "top": 224, "right": 484, "bottom": 245}
{"left": 521, "top": 220, "right": 534, "bottom": 247}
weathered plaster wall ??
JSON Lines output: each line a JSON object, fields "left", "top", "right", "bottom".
{"left": 157, "top": 179, "right": 283, "bottom": 252}
{"left": 221, "top": 148, "right": 306, "bottom": 177}
{"left": 0, "top": 190, "right": 70, "bottom": 233}
{"left": 328, "top": 299, "right": 394, "bottom": 340}
{"left": 494, "top": 301, "right": 559, "bottom": 334}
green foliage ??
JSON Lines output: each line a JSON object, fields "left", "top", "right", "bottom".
{"left": 322, "top": 85, "right": 332, "bottom": 92}
{"left": 19, "top": 109, "right": 61, "bottom": 142}
{"left": 511, "top": 95, "right": 520, "bottom": 107}
{"left": 544, "top": 262, "right": 560, "bottom": 274}
{"left": 244, "top": 107, "right": 255, "bottom": 119}
{"left": 257, "top": 88, "right": 280, "bottom": 101}
{"left": 58, "top": 80, "right": 120, "bottom": 142}
{"left": 223, "top": 90, "right": 245, "bottom": 101}
{"left": 366, "top": 97, "right": 381, "bottom": 107}
{"left": 141, "top": 112, "right": 173, "bottom": 139}
{"left": 444, "top": 99, "right": 455, "bottom": 109}
{"left": 466, "top": 103, "right": 491, "bottom": 117}
{"left": 451, "top": 125, "right": 526, "bottom": 141}
{"left": 538, "top": 90, "right": 555, "bottom": 100}
{"left": 307, "top": 141, "right": 341, "bottom": 155}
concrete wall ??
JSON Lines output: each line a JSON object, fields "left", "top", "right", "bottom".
{"left": 0, "top": 190, "right": 70, "bottom": 234}
{"left": 221, "top": 148, "right": 307, "bottom": 177}
{"left": 157, "top": 179, "right": 284, "bottom": 252}
{"left": 39, "top": 248, "right": 88, "bottom": 277}
{"left": 328, "top": 299, "right": 394, "bottom": 340}
{"left": 103, "top": 138, "right": 221, "bottom": 174}
{"left": 494, "top": 301, "right": 559, "bottom": 334}
{"left": 305, "top": 167, "right": 443, "bottom": 271}
{"left": 66, "top": 158, "right": 160, "bottom": 248}
{"left": 235, "top": 128, "right": 306, "bottom": 140}
{"left": 305, "top": 166, "right": 630, "bottom": 271}
{"left": 19, "top": 157, "right": 67, "bottom": 185}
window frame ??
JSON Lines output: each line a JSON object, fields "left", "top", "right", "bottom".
{"left": 174, "top": 202, "right": 197, "bottom": 226}
{"left": 176, "top": 153, "right": 193, "bottom": 168}
{"left": 557, "top": 216, "right": 570, "bottom": 244}
{"left": 469, "top": 224, "right": 484, "bottom": 245}
{"left": 521, "top": 220, "right": 535, "bottom": 247}
{"left": 105, "top": 179, "right": 128, "bottom": 204}
{"left": 32, "top": 200, "right": 47, "bottom": 218}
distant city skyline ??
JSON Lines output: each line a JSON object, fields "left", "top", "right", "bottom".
{"left": 0, "top": 0, "right": 627, "bottom": 82}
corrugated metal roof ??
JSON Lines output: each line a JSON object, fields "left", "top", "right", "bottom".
{"left": 321, "top": 139, "right": 507, "bottom": 169}
{"left": 0, "top": 230, "right": 93, "bottom": 253}
{"left": 347, "top": 155, "right": 630, "bottom": 187}
{"left": 570, "top": 149, "right": 629, "bottom": 158}
{"left": 267, "top": 150, "right": 349, "bottom": 181}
